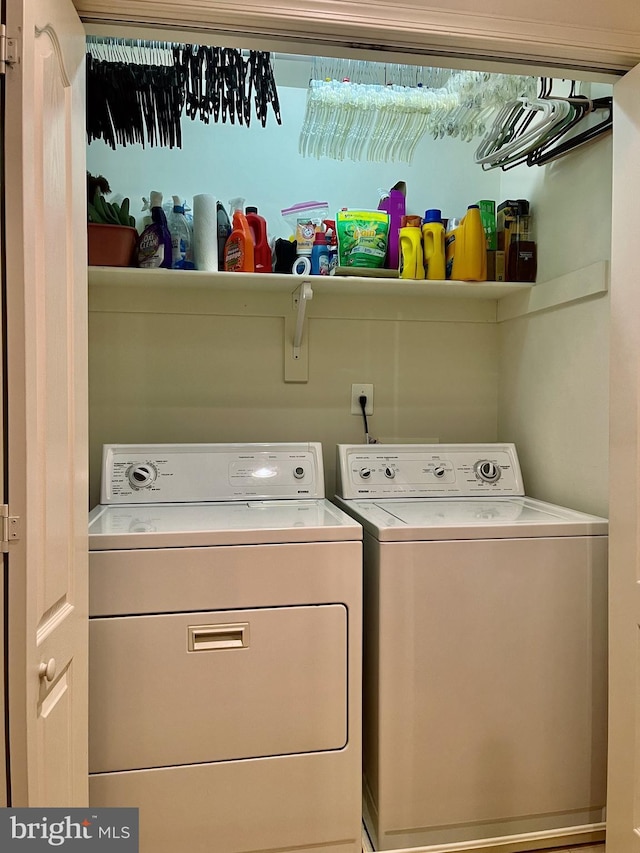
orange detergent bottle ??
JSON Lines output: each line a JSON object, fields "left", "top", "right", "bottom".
{"left": 224, "top": 198, "right": 255, "bottom": 272}
{"left": 245, "top": 206, "right": 272, "bottom": 273}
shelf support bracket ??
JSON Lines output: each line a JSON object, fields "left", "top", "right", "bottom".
{"left": 284, "top": 281, "right": 313, "bottom": 383}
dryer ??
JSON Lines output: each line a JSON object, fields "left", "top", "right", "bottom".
{"left": 334, "top": 443, "right": 607, "bottom": 853}
{"left": 88, "top": 442, "right": 362, "bottom": 853}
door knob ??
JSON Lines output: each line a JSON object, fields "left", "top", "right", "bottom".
{"left": 38, "top": 658, "right": 56, "bottom": 682}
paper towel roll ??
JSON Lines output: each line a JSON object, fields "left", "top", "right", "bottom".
{"left": 193, "top": 194, "right": 219, "bottom": 271}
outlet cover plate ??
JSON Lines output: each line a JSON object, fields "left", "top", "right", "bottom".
{"left": 351, "top": 384, "right": 374, "bottom": 415}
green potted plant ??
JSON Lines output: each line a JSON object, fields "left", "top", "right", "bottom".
{"left": 87, "top": 173, "right": 138, "bottom": 267}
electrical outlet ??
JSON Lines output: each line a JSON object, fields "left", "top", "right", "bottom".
{"left": 351, "top": 384, "right": 374, "bottom": 415}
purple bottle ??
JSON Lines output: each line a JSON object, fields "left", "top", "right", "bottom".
{"left": 137, "top": 191, "right": 173, "bottom": 269}
{"left": 378, "top": 182, "right": 406, "bottom": 270}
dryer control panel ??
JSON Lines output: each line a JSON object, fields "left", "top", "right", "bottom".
{"left": 100, "top": 443, "right": 325, "bottom": 503}
{"left": 336, "top": 443, "right": 525, "bottom": 499}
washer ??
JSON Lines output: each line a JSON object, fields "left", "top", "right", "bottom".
{"left": 88, "top": 442, "right": 362, "bottom": 853}
{"left": 334, "top": 443, "right": 607, "bottom": 852}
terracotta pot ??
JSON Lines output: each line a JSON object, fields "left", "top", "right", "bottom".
{"left": 88, "top": 223, "right": 138, "bottom": 267}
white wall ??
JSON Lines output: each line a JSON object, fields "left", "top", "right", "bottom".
{"left": 497, "top": 134, "right": 612, "bottom": 516}
{"left": 87, "top": 58, "right": 613, "bottom": 516}
{"left": 86, "top": 58, "right": 501, "bottom": 236}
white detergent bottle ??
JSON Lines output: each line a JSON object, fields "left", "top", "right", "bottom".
{"left": 167, "top": 195, "right": 194, "bottom": 270}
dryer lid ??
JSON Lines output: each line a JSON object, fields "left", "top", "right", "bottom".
{"left": 88, "top": 498, "right": 362, "bottom": 550}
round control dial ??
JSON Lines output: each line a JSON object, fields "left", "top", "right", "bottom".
{"left": 384, "top": 466, "right": 396, "bottom": 479}
{"left": 293, "top": 465, "right": 306, "bottom": 480}
{"left": 127, "top": 463, "right": 158, "bottom": 489}
{"left": 359, "top": 467, "right": 372, "bottom": 480}
{"left": 433, "top": 465, "right": 447, "bottom": 479}
{"left": 475, "top": 460, "right": 501, "bottom": 483}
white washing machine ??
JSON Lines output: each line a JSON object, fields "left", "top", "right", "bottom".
{"left": 88, "top": 442, "right": 362, "bottom": 853}
{"left": 334, "top": 443, "right": 608, "bottom": 853}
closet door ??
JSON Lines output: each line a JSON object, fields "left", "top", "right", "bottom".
{"left": 607, "top": 60, "right": 640, "bottom": 853}
{"left": 4, "top": 0, "right": 88, "bottom": 804}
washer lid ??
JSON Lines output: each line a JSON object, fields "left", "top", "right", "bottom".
{"left": 333, "top": 495, "right": 608, "bottom": 541}
{"left": 88, "top": 499, "right": 362, "bottom": 550}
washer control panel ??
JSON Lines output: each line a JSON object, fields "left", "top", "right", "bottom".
{"left": 336, "top": 444, "right": 524, "bottom": 499}
{"left": 100, "top": 443, "right": 325, "bottom": 504}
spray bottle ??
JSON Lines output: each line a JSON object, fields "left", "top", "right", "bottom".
{"left": 136, "top": 191, "right": 172, "bottom": 269}
{"left": 167, "top": 196, "right": 194, "bottom": 270}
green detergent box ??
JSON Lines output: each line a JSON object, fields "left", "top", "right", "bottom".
{"left": 477, "top": 200, "right": 497, "bottom": 250}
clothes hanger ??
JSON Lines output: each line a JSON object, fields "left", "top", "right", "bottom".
{"left": 527, "top": 96, "right": 612, "bottom": 166}
{"left": 475, "top": 96, "right": 559, "bottom": 167}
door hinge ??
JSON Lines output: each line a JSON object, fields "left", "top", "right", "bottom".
{"left": 0, "top": 505, "right": 20, "bottom": 551}
{"left": 0, "top": 25, "right": 18, "bottom": 74}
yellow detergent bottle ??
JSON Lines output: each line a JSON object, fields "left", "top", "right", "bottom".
{"left": 451, "top": 204, "right": 487, "bottom": 282}
{"left": 399, "top": 220, "right": 425, "bottom": 279}
{"left": 422, "top": 209, "right": 446, "bottom": 280}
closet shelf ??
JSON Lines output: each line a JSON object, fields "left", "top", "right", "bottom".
{"left": 88, "top": 265, "right": 532, "bottom": 300}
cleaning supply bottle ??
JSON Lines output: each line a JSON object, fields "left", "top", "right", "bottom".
{"left": 245, "top": 206, "right": 272, "bottom": 273}
{"left": 422, "top": 209, "right": 446, "bottom": 280}
{"left": 445, "top": 217, "right": 460, "bottom": 279}
{"left": 451, "top": 205, "right": 487, "bottom": 281}
{"left": 378, "top": 181, "right": 406, "bottom": 270}
{"left": 217, "top": 202, "right": 231, "bottom": 271}
{"left": 136, "top": 191, "right": 172, "bottom": 269}
{"left": 310, "top": 230, "right": 330, "bottom": 275}
{"left": 167, "top": 196, "right": 194, "bottom": 270}
{"left": 223, "top": 198, "right": 255, "bottom": 273}
{"left": 399, "top": 218, "right": 425, "bottom": 279}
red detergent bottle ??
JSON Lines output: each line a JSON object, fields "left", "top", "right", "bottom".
{"left": 245, "top": 206, "right": 272, "bottom": 273}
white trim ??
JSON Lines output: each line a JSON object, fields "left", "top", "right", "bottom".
{"left": 73, "top": 0, "right": 640, "bottom": 73}
{"left": 497, "top": 260, "right": 609, "bottom": 321}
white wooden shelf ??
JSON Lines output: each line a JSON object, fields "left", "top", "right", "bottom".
{"left": 87, "top": 265, "right": 533, "bottom": 300}
{"left": 88, "top": 262, "right": 608, "bottom": 382}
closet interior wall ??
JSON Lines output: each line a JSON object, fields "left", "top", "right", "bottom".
{"left": 86, "top": 42, "right": 613, "bottom": 517}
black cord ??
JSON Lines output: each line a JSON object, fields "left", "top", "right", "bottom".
{"left": 359, "top": 395, "right": 369, "bottom": 441}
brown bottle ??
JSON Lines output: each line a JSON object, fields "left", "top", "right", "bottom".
{"left": 506, "top": 234, "right": 537, "bottom": 282}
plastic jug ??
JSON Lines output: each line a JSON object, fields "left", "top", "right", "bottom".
{"left": 378, "top": 183, "right": 406, "bottom": 270}
{"left": 422, "top": 209, "right": 446, "bottom": 280}
{"left": 224, "top": 200, "right": 255, "bottom": 273}
{"left": 451, "top": 205, "right": 487, "bottom": 282}
{"left": 399, "top": 224, "right": 425, "bottom": 279}
{"left": 245, "top": 206, "right": 272, "bottom": 273}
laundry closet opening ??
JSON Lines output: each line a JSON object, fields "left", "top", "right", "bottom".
{"left": 82, "top": 21, "right": 615, "bottom": 853}
{"left": 86, "top": 34, "right": 612, "bottom": 521}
